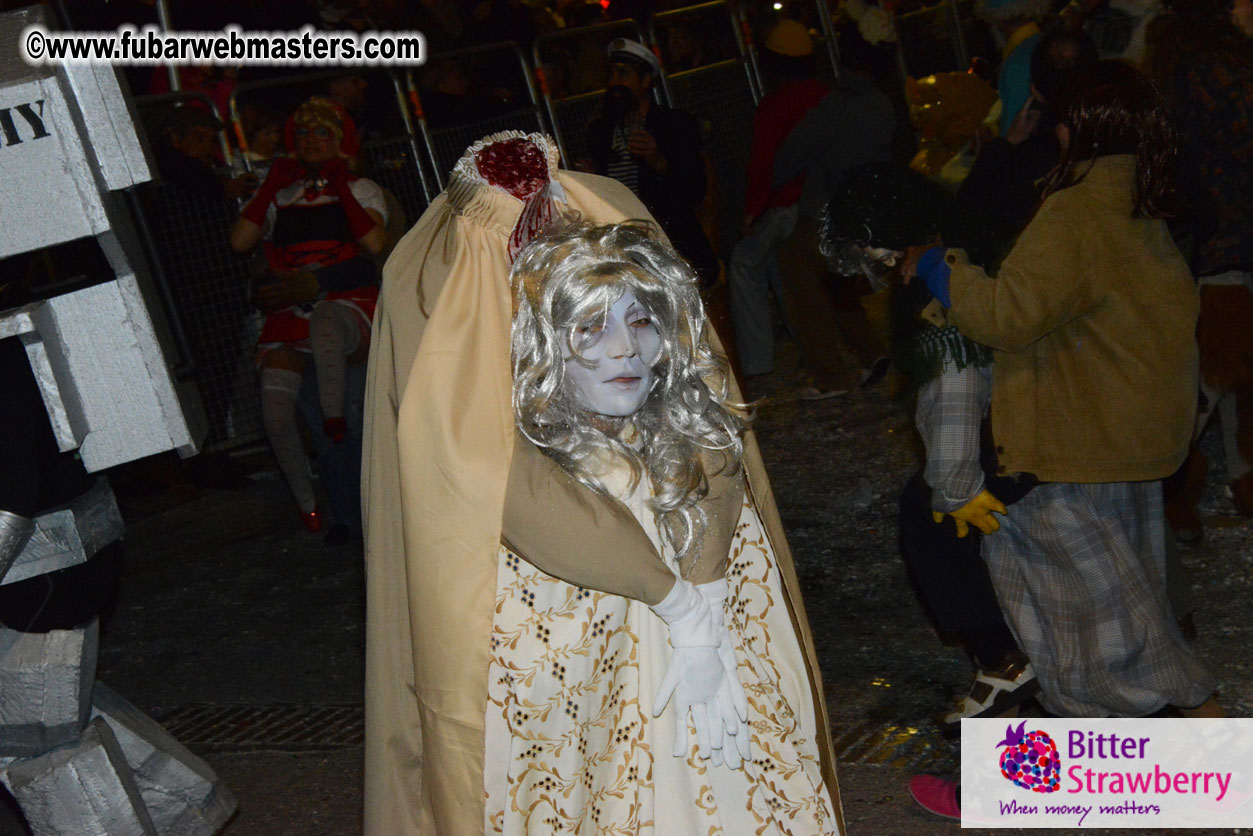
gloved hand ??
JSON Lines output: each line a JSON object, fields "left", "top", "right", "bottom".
{"left": 931, "top": 489, "right": 1006, "bottom": 538}
{"left": 650, "top": 579, "right": 741, "bottom": 765}
{"left": 239, "top": 156, "right": 306, "bottom": 226}
{"left": 320, "top": 156, "right": 351, "bottom": 191}
{"left": 696, "top": 578, "right": 752, "bottom": 769}
{"left": 265, "top": 155, "right": 307, "bottom": 190}
{"left": 320, "top": 156, "right": 377, "bottom": 240}
{"left": 914, "top": 246, "right": 952, "bottom": 308}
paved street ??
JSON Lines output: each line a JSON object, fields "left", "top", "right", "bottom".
{"left": 1, "top": 347, "right": 1248, "bottom": 836}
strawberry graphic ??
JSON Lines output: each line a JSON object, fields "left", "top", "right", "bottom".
{"left": 996, "top": 721, "right": 1061, "bottom": 793}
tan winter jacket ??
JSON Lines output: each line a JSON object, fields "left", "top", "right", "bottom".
{"left": 947, "top": 154, "right": 1199, "bottom": 484}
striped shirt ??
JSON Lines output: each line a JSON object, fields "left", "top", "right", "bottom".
{"left": 605, "top": 123, "right": 640, "bottom": 195}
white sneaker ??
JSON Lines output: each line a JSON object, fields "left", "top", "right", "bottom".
{"left": 942, "top": 659, "right": 1039, "bottom": 724}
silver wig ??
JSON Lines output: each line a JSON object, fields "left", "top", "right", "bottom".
{"left": 510, "top": 220, "right": 745, "bottom": 565}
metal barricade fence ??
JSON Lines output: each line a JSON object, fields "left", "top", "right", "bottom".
{"left": 127, "top": 181, "right": 262, "bottom": 451}
{"left": 130, "top": 92, "right": 264, "bottom": 451}
{"left": 228, "top": 68, "right": 435, "bottom": 218}
{"left": 812, "top": 0, "right": 843, "bottom": 88}
{"left": 741, "top": 0, "right": 842, "bottom": 89}
{"left": 650, "top": 2, "right": 759, "bottom": 260}
{"left": 129, "top": 71, "right": 436, "bottom": 453}
{"left": 358, "top": 133, "right": 430, "bottom": 229}
{"left": 533, "top": 20, "right": 651, "bottom": 166}
{"left": 546, "top": 90, "right": 609, "bottom": 168}
{"left": 408, "top": 42, "right": 549, "bottom": 187}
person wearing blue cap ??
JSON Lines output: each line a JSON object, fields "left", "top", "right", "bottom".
{"left": 580, "top": 37, "right": 719, "bottom": 285}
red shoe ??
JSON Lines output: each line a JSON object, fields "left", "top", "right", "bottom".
{"left": 909, "top": 775, "right": 960, "bottom": 820}
{"left": 323, "top": 417, "right": 347, "bottom": 444}
{"left": 299, "top": 507, "right": 323, "bottom": 533}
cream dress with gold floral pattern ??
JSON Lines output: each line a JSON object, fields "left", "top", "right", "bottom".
{"left": 483, "top": 451, "right": 836, "bottom": 835}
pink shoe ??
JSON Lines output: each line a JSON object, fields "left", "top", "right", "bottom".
{"left": 323, "top": 417, "right": 347, "bottom": 444}
{"left": 909, "top": 775, "right": 960, "bottom": 820}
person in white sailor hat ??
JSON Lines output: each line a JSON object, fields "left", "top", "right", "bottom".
{"left": 579, "top": 37, "right": 721, "bottom": 287}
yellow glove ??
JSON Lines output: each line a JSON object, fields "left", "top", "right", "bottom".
{"left": 931, "top": 489, "right": 1007, "bottom": 538}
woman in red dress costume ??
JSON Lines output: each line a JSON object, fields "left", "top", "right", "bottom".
{"left": 231, "top": 96, "right": 388, "bottom": 532}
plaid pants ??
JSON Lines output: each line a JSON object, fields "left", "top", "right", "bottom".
{"left": 983, "top": 480, "right": 1215, "bottom": 716}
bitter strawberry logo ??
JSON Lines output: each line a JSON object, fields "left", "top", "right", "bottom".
{"left": 997, "top": 721, "right": 1061, "bottom": 793}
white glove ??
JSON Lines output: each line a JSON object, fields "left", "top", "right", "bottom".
{"left": 650, "top": 579, "right": 741, "bottom": 765}
{"left": 697, "top": 578, "right": 752, "bottom": 769}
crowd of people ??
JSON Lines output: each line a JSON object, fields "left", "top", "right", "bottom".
{"left": 70, "top": 0, "right": 1251, "bottom": 831}
{"left": 355, "top": 1, "right": 1248, "bottom": 832}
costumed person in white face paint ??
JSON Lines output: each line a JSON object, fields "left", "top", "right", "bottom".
{"left": 496, "top": 220, "right": 837, "bottom": 833}
{"left": 361, "top": 133, "right": 843, "bottom": 835}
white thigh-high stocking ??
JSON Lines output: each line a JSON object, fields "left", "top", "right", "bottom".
{"left": 260, "top": 366, "right": 316, "bottom": 514}
{"left": 309, "top": 302, "right": 360, "bottom": 428}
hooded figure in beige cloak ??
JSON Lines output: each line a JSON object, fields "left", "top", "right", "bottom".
{"left": 361, "top": 132, "right": 844, "bottom": 835}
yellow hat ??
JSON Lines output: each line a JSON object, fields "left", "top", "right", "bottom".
{"left": 765, "top": 19, "right": 815, "bottom": 57}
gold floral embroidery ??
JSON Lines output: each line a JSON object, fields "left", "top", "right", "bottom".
{"left": 484, "top": 494, "right": 835, "bottom": 835}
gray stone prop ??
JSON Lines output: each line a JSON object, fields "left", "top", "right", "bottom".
{"left": 0, "top": 489, "right": 240, "bottom": 834}
{"left": 0, "top": 620, "right": 98, "bottom": 759}
{"left": 0, "top": 625, "right": 238, "bottom": 834}
{"left": 0, "top": 7, "right": 235, "bottom": 832}
{"left": 0, "top": 491, "right": 238, "bottom": 835}
{"left": 0, "top": 4, "right": 205, "bottom": 471}
{"left": 1, "top": 478, "right": 124, "bottom": 587}
{"left": 91, "top": 683, "right": 238, "bottom": 836}
{"left": 3, "top": 719, "right": 159, "bottom": 836}
{"left": 0, "top": 511, "right": 34, "bottom": 589}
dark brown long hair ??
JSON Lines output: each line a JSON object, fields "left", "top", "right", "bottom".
{"left": 1042, "top": 61, "right": 1180, "bottom": 219}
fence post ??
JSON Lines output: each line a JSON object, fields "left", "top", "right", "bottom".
{"left": 644, "top": 20, "right": 677, "bottom": 108}
{"left": 409, "top": 41, "right": 551, "bottom": 186}
{"left": 386, "top": 72, "right": 436, "bottom": 204}
{"left": 816, "top": 0, "right": 842, "bottom": 80}
{"left": 730, "top": 5, "right": 762, "bottom": 104}
{"left": 154, "top": 0, "right": 180, "bottom": 94}
{"left": 532, "top": 39, "right": 572, "bottom": 165}
{"left": 648, "top": 1, "right": 762, "bottom": 257}
{"left": 949, "top": 0, "right": 971, "bottom": 70}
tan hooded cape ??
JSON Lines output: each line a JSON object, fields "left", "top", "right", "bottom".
{"left": 362, "top": 136, "right": 843, "bottom": 835}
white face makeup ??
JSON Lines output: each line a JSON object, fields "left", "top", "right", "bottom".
{"left": 561, "top": 291, "right": 661, "bottom": 418}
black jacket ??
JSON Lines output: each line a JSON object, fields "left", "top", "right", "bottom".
{"left": 585, "top": 103, "right": 718, "bottom": 281}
